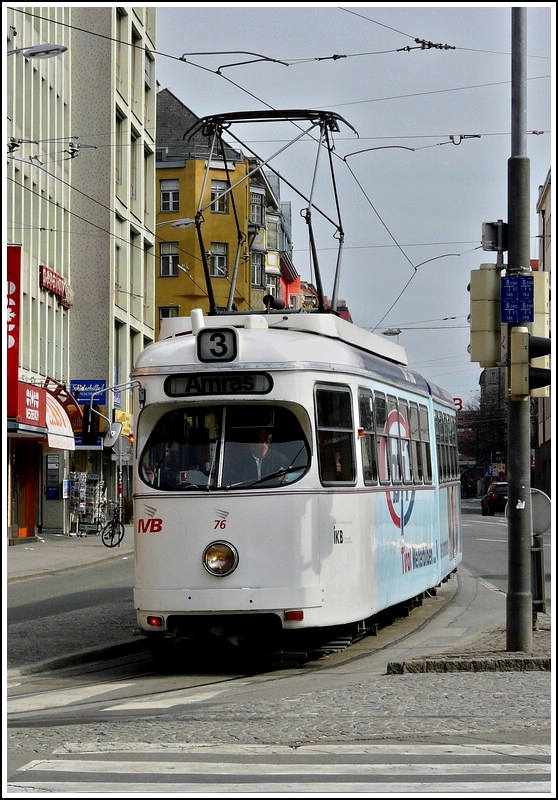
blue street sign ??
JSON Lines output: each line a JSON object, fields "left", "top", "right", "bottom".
{"left": 501, "top": 274, "right": 534, "bottom": 324}
{"left": 70, "top": 379, "right": 107, "bottom": 406}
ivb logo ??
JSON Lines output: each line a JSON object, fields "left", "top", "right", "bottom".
{"left": 137, "top": 504, "right": 163, "bottom": 534}
{"left": 137, "top": 518, "right": 163, "bottom": 534}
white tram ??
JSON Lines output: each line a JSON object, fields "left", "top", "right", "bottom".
{"left": 131, "top": 309, "right": 462, "bottom": 650}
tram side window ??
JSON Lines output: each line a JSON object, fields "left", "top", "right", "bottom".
{"left": 449, "top": 416, "right": 459, "bottom": 479}
{"left": 443, "top": 413, "right": 452, "bottom": 480}
{"left": 398, "top": 399, "right": 413, "bottom": 484}
{"left": 409, "top": 403, "right": 423, "bottom": 483}
{"left": 386, "top": 395, "right": 403, "bottom": 484}
{"left": 436, "top": 410, "right": 450, "bottom": 482}
{"left": 316, "top": 386, "right": 355, "bottom": 484}
{"left": 358, "top": 389, "right": 378, "bottom": 484}
{"left": 420, "top": 405, "right": 433, "bottom": 484}
{"left": 435, "top": 411, "right": 444, "bottom": 481}
{"left": 444, "top": 413, "right": 451, "bottom": 481}
{"left": 375, "top": 392, "right": 390, "bottom": 484}
{"left": 435, "top": 411, "right": 459, "bottom": 482}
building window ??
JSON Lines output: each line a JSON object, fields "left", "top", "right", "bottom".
{"left": 209, "top": 242, "right": 228, "bottom": 278}
{"left": 250, "top": 191, "right": 264, "bottom": 225}
{"left": 267, "top": 220, "right": 278, "bottom": 250}
{"left": 251, "top": 252, "right": 264, "bottom": 287}
{"left": 115, "top": 9, "right": 125, "bottom": 92}
{"left": 266, "top": 275, "right": 279, "bottom": 296}
{"left": 160, "top": 242, "right": 179, "bottom": 277}
{"left": 115, "top": 115, "right": 123, "bottom": 186}
{"left": 160, "top": 179, "right": 179, "bottom": 212}
{"left": 130, "top": 130, "right": 139, "bottom": 201}
{"left": 131, "top": 30, "right": 141, "bottom": 107}
{"left": 211, "top": 180, "right": 229, "bottom": 213}
{"left": 145, "top": 52, "right": 153, "bottom": 88}
{"left": 159, "top": 306, "right": 179, "bottom": 322}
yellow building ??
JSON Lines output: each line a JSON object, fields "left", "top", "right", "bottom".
{"left": 155, "top": 89, "right": 297, "bottom": 337}
{"left": 155, "top": 156, "right": 253, "bottom": 333}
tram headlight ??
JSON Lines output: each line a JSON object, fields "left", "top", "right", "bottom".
{"left": 202, "top": 541, "right": 239, "bottom": 576}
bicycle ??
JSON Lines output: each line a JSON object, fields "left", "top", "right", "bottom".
{"left": 100, "top": 500, "right": 125, "bottom": 548}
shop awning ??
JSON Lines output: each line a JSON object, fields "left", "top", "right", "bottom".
{"left": 46, "top": 393, "right": 75, "bottom": 450}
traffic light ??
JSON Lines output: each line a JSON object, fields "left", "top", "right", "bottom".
{"left": 481, "top": 220, "right": 508, "bottom": 252}
{"left": 81, "top": 403, "right": 101, "bottom": 445}
{"left": 509, "top": 327, "right": 551, "bottom": 399}
{"left": 468, "top": 263, "right": 502, "bottom": 367}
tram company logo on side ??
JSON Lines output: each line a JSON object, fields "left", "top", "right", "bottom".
{"left": 137, "top": 505, "right": 163, "bottom": 534}
{"left": 380, "top": 409, "right": 416, "bottom": 529}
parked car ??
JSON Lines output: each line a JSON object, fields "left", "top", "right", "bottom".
{"left": 481, "top": 481, "right": 508, "bottom": 516}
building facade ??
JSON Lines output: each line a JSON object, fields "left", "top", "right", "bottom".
{"left": 69, "top": 7, "right": 157, "bottom": 526}
{"left": 6, "top": 8, "right": 74, "bottom": 541}
{"left": 6, "top": 6, "right": 157, "bottom": 540}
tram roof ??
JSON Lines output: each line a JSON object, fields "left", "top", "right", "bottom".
{"left": 137, "top": 311, "right": 454, "bottom": 407}
{"left": 158, "top": 309, "right": 407, "bottom": 365}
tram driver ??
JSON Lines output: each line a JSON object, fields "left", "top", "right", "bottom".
{"left": 223, "top": 427, "right": 291, "bottom": 486}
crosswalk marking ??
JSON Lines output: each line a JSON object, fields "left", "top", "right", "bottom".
{"left": 9, "top": 677, "right": 254, "bottom": 715}
{"left": 16, "top": 758, "right": 552, "bottom": 776}
{"left": 7, "top": 782, "right": 552, "bottom": 794}
{"left": 7, "top": 683, "right": 134, "bottom": 713}
{"left": 104, "top": 686, "right": 230, "bottom": 710}
{"left": 7, "top": 743, "right": 551, "bottom": 795}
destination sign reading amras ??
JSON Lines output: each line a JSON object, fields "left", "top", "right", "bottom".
{"left": 165, "top": 372, "right": 272, "bottom": 397}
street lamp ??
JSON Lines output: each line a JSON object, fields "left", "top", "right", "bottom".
{"left": 7, "top": 43, "right": 67, "bottom": 59}
{"left": 382, "top": 328, "right": 402, "bottom": 337}
{"left": 155, "top": 218, "right": 196, "bottom": 229}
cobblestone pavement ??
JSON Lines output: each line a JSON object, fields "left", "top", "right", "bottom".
{"left": 6, "top": 530, "right": 553, "bottom": 755}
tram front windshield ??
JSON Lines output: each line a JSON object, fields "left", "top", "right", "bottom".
{"left": 139, "top": 405, "right": 309, "bottom": 490}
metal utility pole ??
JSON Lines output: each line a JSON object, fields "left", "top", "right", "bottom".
{"left": 506, "top": 7, "right": 532, "bottom": 651}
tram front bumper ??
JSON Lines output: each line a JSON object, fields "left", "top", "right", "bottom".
{"left": 135, "top": 585, "right": 323, "bottom": 631}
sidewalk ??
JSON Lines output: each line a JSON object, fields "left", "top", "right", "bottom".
{"left": 6, "top": 528, "right": 551, "bottom": 671}
{"left": 6, "top": 527, "right": 135, "bottom": 582}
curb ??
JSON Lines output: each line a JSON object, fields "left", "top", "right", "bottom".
{"left": 387, "top": 656, "right": 551, "bottom": 673}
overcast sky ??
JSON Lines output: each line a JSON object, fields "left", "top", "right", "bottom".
{"left": 154, "top": 3, "right": 552, "bottom": 403}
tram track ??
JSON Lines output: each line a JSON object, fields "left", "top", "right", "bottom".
{"left": 210, "top": 584, "right": 448, "bottom": 671}
{"left": 8, "top": 579, "right": 457, "bottom": 731}
{"left": 9, "top": 577, "right": 453, "bottom": 686}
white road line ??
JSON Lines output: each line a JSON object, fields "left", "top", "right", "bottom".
{"left": 9, "top": 744, "right": 550, "bottom": 794}
{"left": 7, "top": 782, "right": 552, "bottom": 794}
{"left": 476, "top": 537, "right": 507, "bottom": 542}
{"left": 104, "top": 686, "right": 230, "bottom": 710}
{"left": 17, "top": 758, "right": 552, "bottom": 776}
{"left": 8, "top": 683, "right": 135, "bottom": 713}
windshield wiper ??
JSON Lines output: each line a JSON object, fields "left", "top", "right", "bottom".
{"left": 224, "top": 465, "right": 305, "bottom": 490}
